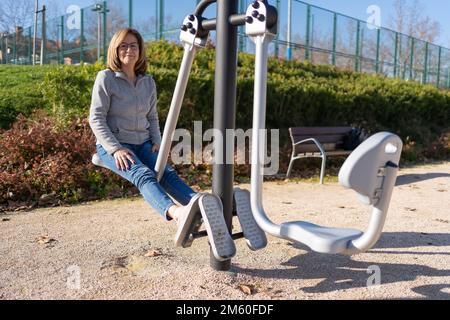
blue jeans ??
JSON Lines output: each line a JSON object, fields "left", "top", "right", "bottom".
{"left": 96, "top": 141, "right": 197, "bottom": 220}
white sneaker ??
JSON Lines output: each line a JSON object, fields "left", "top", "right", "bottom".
{"left": 174, "top": 193, "right": 203, "bottom": 248}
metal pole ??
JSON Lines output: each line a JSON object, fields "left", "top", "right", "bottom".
{"left": 211, "top": 0, "right": 238, "bottom": 271}
{"left": 33, "top": 0, "right": 38, "bottom": 65}
{"left": 332, "top": 13, "right": 337, "bottom": 65}
{"left": 60, "top": 16, "right": 64, "bottom": 64}
{"left": 409, "top": 37, "right": 414, "bottom": 80}
{"left": 305, "top": 5, "right": 311, "bottom": 60}
{"left": 423, "top": 42, "right": 429, "bottom": 84}
{"left": 28, "top": 27, "right": 32, "bottom": 64}
{"left": 80, "top": 8, "right": 84, "bottom": 63}
{"left": 238, "top": 0, "right": 244, "bottom": 52}
{"left": 437, "top": 46, "right": 442, "bottom": 87}
{"left": 310, "top": 14, "right": 314, "bottom": 62}
{"left": 97, "top": 9, "right": 101, "bottom": 61}
{"left": 360, "top": 25, "right": 364, "bottom": 72}
{"left": 447, "top": 68, "right": 450, "bottom": 89}
{"left": 40, "top": 6, "right": 46, "bottom": 65}
{"left": 13, "top": 32, "right": 17, "bottom": 64}
{"left": 286, "top": 0, "right": 291, "bottom": 60}
{"left": 155, "top": 0, "right": 159, "bottom": 39}
{"left": 355, "top": 20, "right": 360, "bottom": 71}
{"left": 375, "top": 28, "right": 381, "bottom": 73}
{"left": 393, "top": 32, "right": 399, "bottom": 77}
{"left": 274, "top": 0, "right": 280, "bottom": 57}
{"left": 5, "top": 36, "right": 9, "bottom": 64}
{"left": 0, "top": 35, "right": 3, "bottom": 64}
{"left": 159, "top": 0, "right": 164, "bottom": 39}
{"left": 102, "top": 1, "right": 107, "bottom": 64}
{"left": 129, "top": 0, "right": 133, "bottom": 28}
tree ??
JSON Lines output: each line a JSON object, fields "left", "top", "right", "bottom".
{"left": 388, "top": 0, "right": 440, "bottom": 43}
{"left": 387, "top": 0, "right": 441, "bottom": 81}
{"left": 0, "top": 0, "right": 34, "bottom": 33}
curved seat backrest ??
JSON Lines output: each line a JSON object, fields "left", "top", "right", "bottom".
{"left": 338, "top": 132, "right": 403, "bottom": 205}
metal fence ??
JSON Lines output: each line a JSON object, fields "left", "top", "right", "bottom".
{"left": 1, "top": 0, "right": 449, "bottom": 88}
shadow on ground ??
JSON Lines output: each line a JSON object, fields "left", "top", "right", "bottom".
{"left": 233, "top": 232, "right": 450, "bottom": 299}
{"left": 395, "top": 173, "right": 450, "bottom": 186}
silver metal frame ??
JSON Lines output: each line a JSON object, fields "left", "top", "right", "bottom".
{"left": 246, "top": 1, "right": 403, "bottom": 255}
{"left": 154, "top": 15, "right": 207, "bottom": 181}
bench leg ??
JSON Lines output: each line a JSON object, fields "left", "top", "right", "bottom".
{"left": 286, "top": 156, "right": 296, "bottom": 178}
{"left": 320, "top": 154, "right": 327, "bottom": 185}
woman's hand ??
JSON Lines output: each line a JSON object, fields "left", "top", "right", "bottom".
{"left": 151, "top": 143, "right": 160, "bottom": 153}
{"left": 113, "top": 148, "right": 136, "bottom": 171}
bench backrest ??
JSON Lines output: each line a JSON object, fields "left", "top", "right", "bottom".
{"left": 289, "top": 127, "right": 353, "bottom": 153}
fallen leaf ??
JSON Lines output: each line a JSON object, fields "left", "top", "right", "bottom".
{"left": 35, "top": 235, "right": 56, "bottom": 245}
{"left": 144, "top": 249, "right": 162, "bottom": 257}
{"left": 405, "top": 207, "right": 417, "bottom": 212}
{"left": 14, "top": 205, "right": 32, "bottom": 212}
{"left": 239, "top": 284, "right": 256, "bottom": 295}
{"left": 282, "top": 202, "right": 292, "bottom": 205}
{"left": 437, "top": 189, "right": 447, "bottom": 192}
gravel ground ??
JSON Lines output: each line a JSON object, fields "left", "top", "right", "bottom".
{"left": 0, "top": 162, "right": 449, "bottom": 300}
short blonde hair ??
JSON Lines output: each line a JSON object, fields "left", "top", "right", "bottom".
{"left": 106, "top": 28, "right": 147, "bottom": 75}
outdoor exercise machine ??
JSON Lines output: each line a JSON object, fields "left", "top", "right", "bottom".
{"left": 94, "top": 0, "right": 403, "bottom": 271}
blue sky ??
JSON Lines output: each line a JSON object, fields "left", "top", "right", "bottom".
{"left": 44, "top": 0, "right": 450, "bottom": 47}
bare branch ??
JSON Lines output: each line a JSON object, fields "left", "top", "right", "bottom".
{"left": 388, "top": 0, "right": 441, "bottom": 43}
{"left": 0, "top": 0, "right": 34, "bottom": 32}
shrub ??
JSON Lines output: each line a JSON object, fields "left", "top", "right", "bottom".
{"left": 1, "top": 40, "right": 449, "bottom": 163}
{"left": 0, "top": 110, "right": 137, "bottom": 208}
{"left": 39, "top": 62, "right": 105, "bottom": 127}
{"left": 0, "top": 65, "right": 50, "bottom": 129}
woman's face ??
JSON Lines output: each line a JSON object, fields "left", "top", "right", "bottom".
{"left": 118, "top": 33, "right": 139, "bottom": 69}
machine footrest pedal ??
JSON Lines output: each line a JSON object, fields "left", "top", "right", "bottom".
{"left": 199, "top": 194, "right": 236, "bottom": 261}
{"left": 234, "top": 188, "right": 267, "bottom": 251}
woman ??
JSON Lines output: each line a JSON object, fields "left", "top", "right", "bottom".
{"left": 89, "top": 28, "right": 198, "bottom": 225}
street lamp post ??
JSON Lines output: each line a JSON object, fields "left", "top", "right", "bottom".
{"left": 92, "top": 4, "right": 103, "bottom": 62}
{"left": 92, "top": 3, "right": 109, "bottom": 63}
{"left": 33, "top": 0, "right": 38, "bottom": 65}
{"left": 37, "top": 5, "right": 46, "bottom": 65}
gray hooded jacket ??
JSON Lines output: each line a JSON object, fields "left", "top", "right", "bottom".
{"left": 89, "top": 69, "right": 162, "bottom": 155}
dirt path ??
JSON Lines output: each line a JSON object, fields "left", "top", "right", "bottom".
{"left": 1, "top": 162, "right": 449, "bottom": 300}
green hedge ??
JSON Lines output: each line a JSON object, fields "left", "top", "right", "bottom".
{"left": 1, "top": 40, "right": 449, "bottom": 160}
{"left": 0, "top": 65, "right": 51, "bottom": 129}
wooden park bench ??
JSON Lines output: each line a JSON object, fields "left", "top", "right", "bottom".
{"left": 287, "top": 127, "right": 357, "bottom": 184}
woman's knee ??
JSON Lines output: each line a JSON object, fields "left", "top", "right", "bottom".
{"left": 161, "top": 165, "right": 179, "bottom": 180}
{"left": 129, "top": 164, "right": 157, "bottom": 188}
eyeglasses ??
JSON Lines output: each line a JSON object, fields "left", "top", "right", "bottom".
{"left": 118, "top": 42, "right": 139, "bottom": 51}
